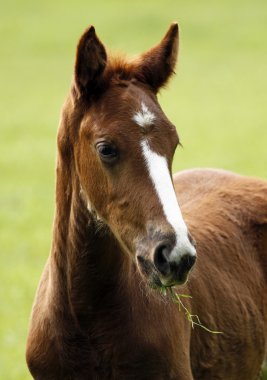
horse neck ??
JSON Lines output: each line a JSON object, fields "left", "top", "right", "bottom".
{"left": 49, "top": 151, "right": 133, "bottom": 327}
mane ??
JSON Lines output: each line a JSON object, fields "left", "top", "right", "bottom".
{"left": 104, "top": 51, "right": 175, "bottom": 90}
{"left": 105, "top": 53, "right": 137, "bottom": 82}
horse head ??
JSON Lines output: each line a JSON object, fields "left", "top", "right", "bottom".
{"left": 59, "top": 23, "right": 196, "bottom": 289}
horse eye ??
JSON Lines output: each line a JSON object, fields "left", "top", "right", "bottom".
{"left": 96, "top": 142, "right": 119, "bottom": 164}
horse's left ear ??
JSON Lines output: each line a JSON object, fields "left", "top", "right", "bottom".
{"left": 74, "top": 25, "right": 107, "bottom": 97}
{"left": 135, "top": 23, "right": 179, "bottom": 92}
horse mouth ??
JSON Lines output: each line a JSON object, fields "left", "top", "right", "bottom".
{"left": 137, "top": 255, "right": 193, "bottom": 290}
{"left": 150, "top": 271, "right": 190, "bottom": 289}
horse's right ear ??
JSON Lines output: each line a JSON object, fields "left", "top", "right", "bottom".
{"left": 74, "top": 26, "right": 107, "bottom": 98}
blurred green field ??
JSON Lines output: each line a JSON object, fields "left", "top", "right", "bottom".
{"left": 0, "top": 0, "right": 266, "bottom": 378}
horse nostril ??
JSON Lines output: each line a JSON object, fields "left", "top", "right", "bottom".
{"left": 179, "top": 253, "right": 196, "bottom": 273}
{"left": 154, "top": 244, "right": 171, "bottom": 276}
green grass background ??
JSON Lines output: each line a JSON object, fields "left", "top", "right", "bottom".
{"left": 0, "top": 0, "right": 266, "bottom": 378}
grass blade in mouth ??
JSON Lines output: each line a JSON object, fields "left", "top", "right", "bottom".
{"left": 160, "top": 286, "right": 222, "bottom": 335}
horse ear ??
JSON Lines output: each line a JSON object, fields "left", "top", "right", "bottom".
{"left": 74, "top": 26, "right": 107, "bottom": 97}
{"left": 135, "top": 23, "right": 179, "bottom": 92}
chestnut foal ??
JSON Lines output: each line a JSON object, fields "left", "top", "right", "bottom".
{"left": 26, "top": 24, "right": 267, "bottom": 380}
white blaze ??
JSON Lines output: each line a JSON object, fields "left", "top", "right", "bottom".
{"left": 133, "top": 102, "right": 156, "bottom": 128}
{"left": 141, "top": 140, "right": 196, "bottom": 262}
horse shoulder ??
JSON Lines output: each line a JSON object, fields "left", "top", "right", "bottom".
{"left": 26, "top": 261, "right": 65, "bottom": 379}
{"left": 172, "top": 168, "right": 267, "bottom": 379}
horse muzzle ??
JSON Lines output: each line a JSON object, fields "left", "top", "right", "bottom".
{"left": 136, "top": 232, "right": 197, "bottom": 288}
{"left": 154, "top": 242, "right": 196, "bottom": 286}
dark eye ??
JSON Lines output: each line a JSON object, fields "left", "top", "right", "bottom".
{"left": 96, "top": 142, "right": 119, "bottom": 164}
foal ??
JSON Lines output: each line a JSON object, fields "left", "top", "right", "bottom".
{"left": 26, "top": 24, "right": 267, "bottom": 380}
